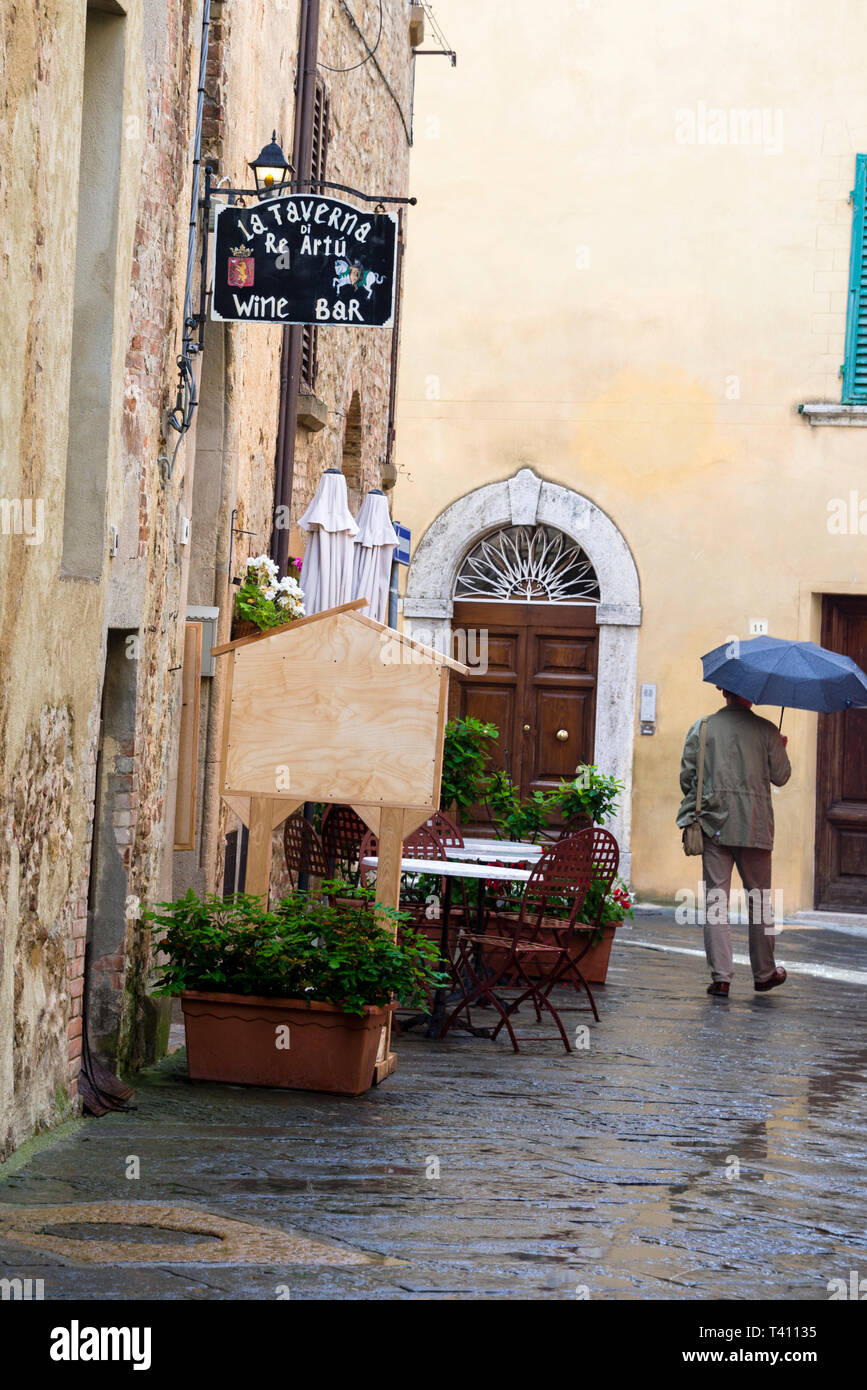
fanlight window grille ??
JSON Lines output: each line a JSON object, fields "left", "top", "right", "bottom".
{"left": 454, "top": 525, "right": 601, "bottom": 604}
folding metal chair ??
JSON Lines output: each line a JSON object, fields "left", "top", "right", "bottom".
{"left": 359, "top": 824, "right": 449, "bottom": 1027}
{"left": 321, "top": 804, "right": 367, "bottom": 883}
{"left": 439, "top": 828, "right": 619, "bottom": 1053}
{"left": 282, "top": 813, "right": 329, "bottom": 889}
{"left": 359, "top": 823, "right": 446, "bottom": 927}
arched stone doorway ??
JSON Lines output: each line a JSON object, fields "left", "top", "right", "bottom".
{"left": 403, "top": 468, "right": 641, "bottom": 878}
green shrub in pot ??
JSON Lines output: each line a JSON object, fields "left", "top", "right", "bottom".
{"left": 143, "top": 882, "right": 446, "bottom": 1016}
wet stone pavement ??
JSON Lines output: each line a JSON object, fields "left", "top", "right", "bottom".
{"left": 2, "top": 911, "right": 866, "bottom": 1300}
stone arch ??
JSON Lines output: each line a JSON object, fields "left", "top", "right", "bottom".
{"left": 403, "top": 468, "right": 642, "bottom": 877}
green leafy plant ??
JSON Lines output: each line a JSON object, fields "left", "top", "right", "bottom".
{"left": 484, "top": 769, "right": 551, "bottom": 843}
{"left": 440, "top": 716, "right": 499, "bottom": 813}
{"left": 235, "top": 553, "right": 305, "bottom": 632}
{"left": 143, "top": 882, "right": 445, "bottom": 1016}
{"left": 552, "top": 765, "right": 623, "bottom": 827}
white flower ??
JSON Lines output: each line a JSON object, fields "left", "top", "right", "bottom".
{"left": 247, "top": 554, "right": 278, "bottom": 580}
{"left": 263, "top": 585, "right": 277, "bottom": 600}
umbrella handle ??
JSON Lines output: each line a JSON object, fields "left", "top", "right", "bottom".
{"left": 778, "top": 707, "right": 785, "bottom": 731}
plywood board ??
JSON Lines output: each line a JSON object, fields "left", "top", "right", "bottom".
{"left": 222, "top": 794, "right": 300, "bottom": 830}
{"left": 224, "top": 613, "right": 445, "bottom": 806}
{"left": 210, "top": 599, "right": 369, "bottom": 656}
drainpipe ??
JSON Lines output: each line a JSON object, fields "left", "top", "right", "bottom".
{"left": 384, "top": 208, "right": 405, "bottom": 481}
{"left": 271, "top": 0, "right": 321, "bottom": 574}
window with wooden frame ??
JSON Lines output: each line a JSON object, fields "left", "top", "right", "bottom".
{"left": 843, "top": 153, "right": 867, "bottom": 403}
{"left": 300, "top": 77, "right": 330, "bottom": 392}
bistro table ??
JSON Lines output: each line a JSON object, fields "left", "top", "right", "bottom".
{"left": 361, "top": 854, "right": 533, "bottom": 1038}
{"left": 443, "top": 837, "right": 544, "bottom": 864}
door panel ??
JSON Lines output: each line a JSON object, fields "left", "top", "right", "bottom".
{"left": 524, "top": 620, "right": 597, "bottom": 805}
{"left": 451, "top": 601, "right": 598, "bottom": 832}
{"left": 533, "top": 690, "right": 595, "bottom": 783}
{"left": 815, "top": 596, "right": 867, "bottom": 910}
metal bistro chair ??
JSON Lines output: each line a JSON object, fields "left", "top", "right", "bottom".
{"left": 282, "top": 813, "right": 329, "bottom": 889}
{"left": 359, "top": 823, "right": 447, "bottom": 929}
{"left": 321, "top": 804, "right": 367, "bottom": 884}
{"left": 360, "top": 824, "right": 450, "bottom": 1028}
{"left": 423, "top": 810, "right": 471, "bottom": 946}
{"left": 439, "top": 828, "right": 619, "bottom": 1054}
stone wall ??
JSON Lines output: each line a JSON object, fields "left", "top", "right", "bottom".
{"left": 179, "top": 0, "right": 416, "bottom": 904}
{"left": 1, "top": 0, "right": 419, "bottom": 1161}
{"left": 0, "top": 0, "right": 201, "bottom": 1159}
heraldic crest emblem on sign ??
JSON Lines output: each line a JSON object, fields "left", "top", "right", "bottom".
{"left": 228, "top": 245, "right": 255, "bottom": 288}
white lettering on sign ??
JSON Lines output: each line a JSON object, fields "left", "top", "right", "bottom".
{"left": 300, "top": 234, "right": 345, "bottom": 257}
{"left": 315, "top": 298, "right": 365, "bottom": 322}
{"left": 232, "top": 294, "right": 290, "bottom": 318}
{"left": 265, "top": 233, "right": 289, "bottom": 255}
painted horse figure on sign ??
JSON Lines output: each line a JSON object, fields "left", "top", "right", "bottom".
{"left": 333, "top": 257, "right": 386, "bottom": 300}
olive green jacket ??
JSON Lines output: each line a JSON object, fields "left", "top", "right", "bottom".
{"left": 676, "top": 705, "right": 791, "bottom": 850}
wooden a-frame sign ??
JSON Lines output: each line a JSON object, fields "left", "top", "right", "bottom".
{"left": 211, "top": 598, "right": 469, "bottom": 1083}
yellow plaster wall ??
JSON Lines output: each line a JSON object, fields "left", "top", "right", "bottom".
{"left": 394, "top": 0, "right": 867, "bottom": 912}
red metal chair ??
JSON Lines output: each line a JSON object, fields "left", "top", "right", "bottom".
{"left": 282, "top": 813, "right": 330, "bottom": 889}
{"left": 424, "top": 809, "right": 463, "bottom": 846}
{"left": 439, "top": 828, "right": 619, "bottom": 1053}
{"left": 359, "top": 824, "right": 450, "bottom": 1026}
{"left": 359, "top": 823, "right": 446, "bottom": 927}
{"left": 321, "top": 804, "right": 367, "bottom": 883}
{"left": 423, "top": 809, "right": 472, "bottom": 941}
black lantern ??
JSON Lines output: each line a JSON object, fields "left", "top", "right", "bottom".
{"left": 248, "top": 131, "right": 292, "bottom": 197}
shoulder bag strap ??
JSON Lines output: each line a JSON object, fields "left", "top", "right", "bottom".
{"left": 695, "top": 718, "right": 708, "bottom": 819}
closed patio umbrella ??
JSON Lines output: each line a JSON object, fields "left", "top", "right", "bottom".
{"left": 351, "top": 489, "right": 399, "bottom": 624}
{"left": 298, "top": 469, "right": 358, "bottom": 614}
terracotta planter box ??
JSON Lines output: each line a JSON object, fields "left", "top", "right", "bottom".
{"left": 181, "top": 990, "right": 394, "bottom": 1096}
{"left": 480, "top": 920, "right": 621, "bottom": 986}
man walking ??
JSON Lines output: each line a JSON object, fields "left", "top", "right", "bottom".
{"left": 677, "top": 690, "right": 791, "bottom": 997}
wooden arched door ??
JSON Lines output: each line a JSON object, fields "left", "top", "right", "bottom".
{"left": 449, "top": 600, "right": 598, "bottom": 831}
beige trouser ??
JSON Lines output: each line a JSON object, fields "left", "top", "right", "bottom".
{"left": 701, "top": 836, "right": 778, "bottom": 984}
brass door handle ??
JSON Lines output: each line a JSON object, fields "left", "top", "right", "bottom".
{"left": 556, "top": 728, "right": 569, "bottom": 742}
{"left": 523, "top": 723, "right": 531, "bottom": 732}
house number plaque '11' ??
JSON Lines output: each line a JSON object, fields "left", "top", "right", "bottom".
{"left": 211, "top": 194, "right": 398, "bottom": 328}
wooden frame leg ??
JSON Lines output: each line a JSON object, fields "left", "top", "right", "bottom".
{"left": 246, "top": 796, "right": 275, "bottom": 904}
{"left": 373, "top": 806, "right": 404, "bottom": 1083}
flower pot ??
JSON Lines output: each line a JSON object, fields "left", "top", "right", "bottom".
{"left": 180, "top": 990, "right": 394, "bottom": 1096}
{"left": 231, "top": 618, "right": 260, "bottom": 641}
{"left": 479, "top": 919, "right": 621, "bottom": 985}
{"left": 573, "top": 921, "right": 620, "bottom": 984}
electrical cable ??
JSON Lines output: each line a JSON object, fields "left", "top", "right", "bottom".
{"left": 319, "top": 0, "right": 382, "bottom": 72}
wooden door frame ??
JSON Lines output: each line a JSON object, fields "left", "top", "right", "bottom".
{"left": 814, "top": 593, "right": 867, "bottom": 910}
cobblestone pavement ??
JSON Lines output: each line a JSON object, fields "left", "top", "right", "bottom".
{"left": 2, "top": 911, "right": 866, "bottom": 1300}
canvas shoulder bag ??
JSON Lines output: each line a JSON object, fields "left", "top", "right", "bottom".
{"left": 682, "top": 718, "right": 708, "bottom": 857}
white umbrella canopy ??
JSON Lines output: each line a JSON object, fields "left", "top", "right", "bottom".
{"left": 351, "top": 489, "right": 399, "bottom": 624}
{"left": 297, "top": 469, "right": 359, "bottom": 615}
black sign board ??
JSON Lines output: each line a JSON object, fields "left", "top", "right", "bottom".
{"left": 211, "top": 194, "right": 398, "bottom": 328}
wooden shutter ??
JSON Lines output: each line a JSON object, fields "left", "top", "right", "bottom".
{"left": 174, "top": 622, "right": 202, "bottom": 850}
{"left": 843, "top": 154, "right": 867, "bottom": 403}
{"left": 300, "top": 79, "right": 330, "bottom": 391}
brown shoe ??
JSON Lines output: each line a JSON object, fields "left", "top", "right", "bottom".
{"left": 754, "top": 966, "right": 787, "bottom": 992}
{"left": 707, "top": 981, "right": 730, "bottom": 997}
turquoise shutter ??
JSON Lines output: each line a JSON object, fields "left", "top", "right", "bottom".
{"left": 843, "top": 154, "right": 867, "bottom": 402}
